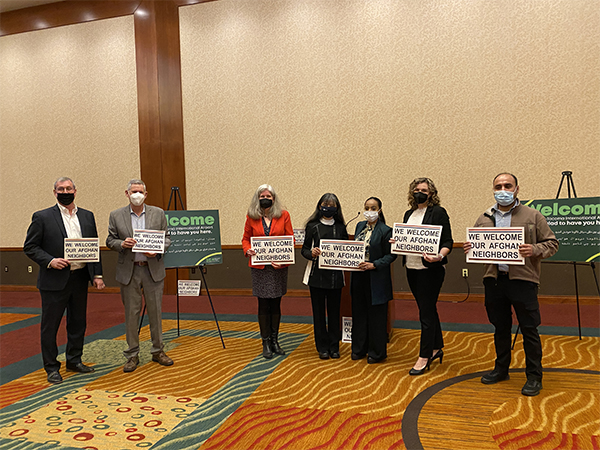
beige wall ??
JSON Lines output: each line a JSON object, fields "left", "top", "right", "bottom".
{"left": 180, "top": 0, "right": 600, "bottom": 245}
{"left": 0, "top": 16, "right": 140, "bottom": 247}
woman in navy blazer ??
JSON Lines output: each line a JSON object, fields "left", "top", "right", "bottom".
{"left": 351, "top": 197, "right": 397, "bottom": 364}
{"left": 401, "top": 178, "right": 453, "bottom": 375}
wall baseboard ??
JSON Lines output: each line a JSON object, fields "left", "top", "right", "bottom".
{"left": 1, "top": 285, "right": 596, "bottom": 305}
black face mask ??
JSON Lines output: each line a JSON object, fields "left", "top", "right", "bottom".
{"left": 413, "top": 192, "right": 428, "bottom": 205}
{"left": 320, "top": 206, "right": 337, "bottom": 217}
{"left": 259, "top": 198, "right": 273, "bottom": 209}
{"left": 57, "top": 193, "right": 75, "bottom": 206}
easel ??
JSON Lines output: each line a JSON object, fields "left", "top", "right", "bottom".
{"left": 512, "top": 171, "right": 600, "bottom": 346}
{"left": 138, "top": 186, "right": 226, "bottom": 349}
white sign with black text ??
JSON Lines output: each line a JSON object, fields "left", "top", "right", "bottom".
{"left": 178, "top": 280, "right": 201, "bottom": 297}
{"left": 342, "top": 317, "right": 353, "bottom": 343}
{"left": 466, "top": 227, "right": 525, "bottom": 265}
{"left": 64, "top": 238, "right": 100, "bottom": 263}
{"left": 318, "top": 240, "right": 365, "bottom": 271}
{"left": 251, "top": 236, "right": 295, "bottom": 266}
{"left": 132, "top": 229, "right": 166, "bottom": 254}
{"left": 391, "top": 223, "right": 442, "bottom": 256}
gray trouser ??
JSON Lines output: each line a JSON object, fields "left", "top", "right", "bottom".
{"left": 120, "top": 265, "right": 165, "bottom": 358}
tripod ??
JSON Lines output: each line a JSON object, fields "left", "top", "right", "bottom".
{"left": 512, "top": 171, "right": 599, "bottom": 346}
{"left": 138, "top": 187, "right": 226, "bottom": 349}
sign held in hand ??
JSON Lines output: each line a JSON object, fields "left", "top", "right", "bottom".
{"left": 64, "top": 238, "right": 99, "bottom": 263}
{"left": 133, "top": 229, "right": 166, "bottom": 254}
{"left": 466, "top": 227, "right": 525, "bottom": 265}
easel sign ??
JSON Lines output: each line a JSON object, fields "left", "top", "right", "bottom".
{"left": 466, "top": 227, "right": 525, "bottom": 265}
{"left": 178, "top": 280, "right": 201, "bottom": 297}
{"left": 318, "top": 240, "right": 365, "bottom": 271}
{"left": 391, "top": 223, "right": 442, "bottom": 256}
{"left": 132, "top": 229, "right": 166, "bottom": 253}
{"left": 64, "top": 238, "right": 99, "bottom": 263}
{"left": 251, "top": 236, "right": 295, "bottom": 266}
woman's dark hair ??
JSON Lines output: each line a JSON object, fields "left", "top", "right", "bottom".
{"left": 365, "top": 196, "right": 386, "bottom": 224}
{"left": 306, "top": 193, "right": 345, "bottom": 225}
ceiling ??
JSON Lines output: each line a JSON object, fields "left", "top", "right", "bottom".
{"left": 0, "top": 0, "right": 63, "bottom": 13}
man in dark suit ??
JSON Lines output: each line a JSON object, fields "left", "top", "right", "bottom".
{"left": 106, "top": 179, "right": 173, "bottom": 373}
{"left": 24, "top": 177, "right": 105, "bottom": 384}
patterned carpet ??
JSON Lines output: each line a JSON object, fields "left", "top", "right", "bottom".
{"left": 0, "top": 318, "right": 598, "bottom": 450}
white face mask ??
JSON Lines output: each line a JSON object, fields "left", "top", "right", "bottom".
{"left": 363, "top": 210, "right": 379, "bottom": 222}
{"left": 129, "top": 192, "right": 145, "bottom": 206}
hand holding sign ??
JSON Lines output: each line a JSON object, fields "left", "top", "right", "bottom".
{"left": 132, "top": 229, "right": 166, "bottom": 254}
{"left": 466, "top": 227, "right": 525, "bottom": 265}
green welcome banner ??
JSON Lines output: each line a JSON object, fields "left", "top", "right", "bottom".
{"left": 523, "top": 197, "right": 600, "bottom": 263}
{"left": 163, "top": 210, "right": 223, "bottom": 268}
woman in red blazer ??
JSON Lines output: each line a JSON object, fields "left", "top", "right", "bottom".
{"left": 242, "top": 184, "right": 293, "bottom": 359}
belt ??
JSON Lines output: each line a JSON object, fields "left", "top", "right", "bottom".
{"left": 498, "top": 271, "right": 509, "bottom": 277}
{"left": 134, "top": 261, "right": 148, "bottom": 266}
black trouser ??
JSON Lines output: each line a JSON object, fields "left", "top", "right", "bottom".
{"left": 309, "top": 287, "right": 342, "bottom": 354}
{"left": 257, "top": 297, "right": 282, "bottom": 338}
{"left": 40, "top": 268, "right": 89, "bottom": 373}
{"left": 351, "top": 271, "right": 388, "bottom": 361}
{"left": 406, "top": 266, "right": 445, "bottom": 359}
{"left": 484, "top": 275, "right": 542, "bottom": 381}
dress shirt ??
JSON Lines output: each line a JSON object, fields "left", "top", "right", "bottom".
{"left": 130, "top": 205, "right": 147, "bottom": 262}
{"left": 493, "top": 199, "right": 520, "bottom": 273}
{"left": 57, "top": 203, "right": 84, "bottom": 270}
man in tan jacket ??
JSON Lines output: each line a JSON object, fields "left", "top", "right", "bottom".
{"left": 464, "top": 173, "right": 558, "bottom": 397}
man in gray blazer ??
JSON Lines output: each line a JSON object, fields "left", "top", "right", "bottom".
{"left": 106, "top": 179, "right": 173, "bottom": 372}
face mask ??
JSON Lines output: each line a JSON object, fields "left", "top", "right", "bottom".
{"left": 363, "top": 210, "right": 379, "bottom": 222}
{"left": 494, "top": 190, "right": 515, "bottom": 206}
{"left": 413, "top": 192, "right": 428, "bottom": 204}
{"left": 56, "top": 193, "right": 74, "bottom": 206}
{"left": 320, "top": 206, "right": 337, "bottom": 217}
{"left": 129, "top": 192, "right": 145, "bottom": 206}
{"left": 259, "top": 198, "right": 273, "bottom": 209}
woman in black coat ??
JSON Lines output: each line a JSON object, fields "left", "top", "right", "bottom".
{"left": 402, "top": 178, "right": 453, "bottom": 375}
{"left": 351, "top": 197, "right": 397, "bottom": 364}
{"left": 301, "top": 193, "right": 348, "bottom": 359}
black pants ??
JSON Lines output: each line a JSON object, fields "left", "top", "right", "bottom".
{"left": 484, "top": 275, "right": 542, "bottom": 381}
{"left": 40, "top": 268, "right": 89, "bottom": 373}
{"left": 406, "top": 266, "right": 445, "bottom": 358}
{"left": 257, "top": 297, "right": 282, "bottom": 339}
{"left": 309, "top": 287, "right": 342, "bottom": 353}
{"left": 351, "top": 271, "right": 388, "bottom": 361}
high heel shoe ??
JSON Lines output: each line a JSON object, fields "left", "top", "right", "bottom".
{"left": 430, "top": 349, "right": 444, "bottom": 365}
{"left": 409, "top": 359, "right": 431, "bottom": 376}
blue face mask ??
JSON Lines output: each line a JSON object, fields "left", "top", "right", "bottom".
{"left": 494, "top": 190, "right": 515, "bottom": 206}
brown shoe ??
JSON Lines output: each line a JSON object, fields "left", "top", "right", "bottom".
{"left": 123, "top": 356, "right": 139, "bottom": 373}
{"left": 152, "top": 351, "right": 173, "bottom": 366}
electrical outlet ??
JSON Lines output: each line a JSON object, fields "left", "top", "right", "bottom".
{"left": 28, "top": 266, "right": 33, "bottom": 273}
{"left": 4, "top": 266, "right": 8, "bottom": 272}
{"left": 462, "top": 268, "right": 468, "bottom": 278}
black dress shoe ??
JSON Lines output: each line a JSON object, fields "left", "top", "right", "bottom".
{"left": 521, "top": 379, "right": 542, "bottom": 396}
{"left": 351, "top": 353, "right": 365, "bottom": 360}
{"left": 367, "top": 356, "right": 386, "bottom": 364}
{"left": 66, "top": 362, "right": 95, "bottom": 373}
{"left": 329, "top": 351, "right": 340, "bottom": 359}
{"left": 481, "top": 369, "right": 510, "bottom": 385}
{"left": 47, "top": 371, "right": 63, "bottom": 384}
{"left": 409, "top": 360, "right": 431, "bottom": 376}
{"left": 318, "top": 352, "right": 330, "bottom": 360}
